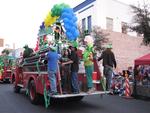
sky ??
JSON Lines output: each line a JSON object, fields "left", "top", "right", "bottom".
{"left": 0, "top": 0, "right": 144, "bottom": 50}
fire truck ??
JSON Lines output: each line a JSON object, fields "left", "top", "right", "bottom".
{"left": 12, "top": 4, "right": 108, "bottom": 107}
{"left": 12, "top": 47, "right": 108, "bottom": 106}
{"left": 0, "top": 56, "right": 14, "bottom": 83}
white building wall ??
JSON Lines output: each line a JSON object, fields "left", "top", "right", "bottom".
{"left": 95, "top": 0, "right": 107, "bottom": 29}
{"left": 74, "top": 0, "right": 136, "bottom": 36}
{"left": 105, "top": 0, "right": 132, "bottom": 32}
{"left": 75, "top": 2, "right": 97, "bottom": 30}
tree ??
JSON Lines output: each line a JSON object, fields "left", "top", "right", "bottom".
{"left": 91, "top": 26, "right": 108, "bottom": 51}
{"left": 2, "top": 49, "right": 10, "bottom": 55}
{"left": 78, "top": 25, "right": 108, "bottom": 52}
{"left": 130, "top": 1, "right": 150, "bottom": 45}
{"left": 77, "top": 24, "right": 88, "bottom": 45}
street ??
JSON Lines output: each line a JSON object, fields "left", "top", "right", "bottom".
{"left": 0, "top": 83, "right": 150, "bottom": 113}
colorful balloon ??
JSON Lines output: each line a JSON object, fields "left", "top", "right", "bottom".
{"left": 38, "top": 3, "right": 79, "bottom": 41}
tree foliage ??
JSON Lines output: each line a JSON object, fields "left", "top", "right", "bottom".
{"left": 92, "top": 26, "right": 108, "bottom": 51}
{"left": 130, "top": 2, "right": 150, "bottom": 45}
{"left": 2, "top": 49, "right": 10, "bottom": 55}
{"left": 78, "top": 25, "right": 108, "bottom": 52}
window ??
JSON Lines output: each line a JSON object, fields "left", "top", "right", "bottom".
{"left": 106, "top": 17, "right": 113, "bottom": 31}
{"left": 87, "top": 15, "right": 92, "bottom": 32}
{"left": 82, "top": 18, "right": 86, "bottom": 32}
{"left": 121, "top": 22, "right": 127, "bottom": 34}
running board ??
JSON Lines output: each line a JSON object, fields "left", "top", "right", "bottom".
{"left": 50, "top": 91, "right": 109, "bottom": 98}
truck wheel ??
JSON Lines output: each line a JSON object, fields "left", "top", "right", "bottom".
{"left": 29, "top": 80, "right": 40, "bottom": 104}
{"left": 14, "top": 86, "right": 21, "bottom": 93}
{"left": 66, "top": 96, "right": 84, "bottom": 102}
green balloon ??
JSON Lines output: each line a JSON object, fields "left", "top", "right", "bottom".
{"left": 72, "top": 41, "right": 78, "bottom": 48}
{"left": 51, "top": 3, "right": 70, "bottom": 17}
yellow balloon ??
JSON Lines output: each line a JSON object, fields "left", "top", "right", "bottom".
{"left": 44, "top": 12, "right": 59, "bottom": 27}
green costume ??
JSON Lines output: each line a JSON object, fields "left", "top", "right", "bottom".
{"left": 83, "top": 50, "right": 94, "bottom": 89}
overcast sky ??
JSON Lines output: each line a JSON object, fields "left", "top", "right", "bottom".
{"left": 0, "top": 0, "right": 144, "bottom": 50}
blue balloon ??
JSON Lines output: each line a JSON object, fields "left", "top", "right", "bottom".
{"left": 61, "top": 7, "right": 79, "bottom": 41}
{"left": 73, "top": 30, "right": 79, "bottom": 38}
{"left": 40, "top": 22, "right": 45, "bottom": 29}
{"left": 63, "top": 18, "right": 70, "bottom": 24}
{"left": 66, "top": 32, "right": 74, "bottom": 40}
{"left": 64, "top": 24, "right": 70, "bottom": 30}
{"left": 62, "top": 8, "right": 73, "bottom": 14}
{"left": 72, "top": 16, "right": 77, "bottom": 22}
{"left": 61, "top": 12, "right": 70, "bottom": 19}
{"left": 69, "top": 20, "right": 75, "bottom": 26}
{"left": 70, "top": 27, "right": 76, "bottom": 33}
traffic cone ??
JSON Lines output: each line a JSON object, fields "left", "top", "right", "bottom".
{"left": 123, "top": 75, "right": 133, "bottom": 99}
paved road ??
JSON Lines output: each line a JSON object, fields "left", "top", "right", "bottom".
{"left": 0, "top": 83, "right": 150, "bottom": 113}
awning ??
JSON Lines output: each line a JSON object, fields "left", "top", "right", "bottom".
{"left": 134, "top": 53, "right": 150, "bottom": 66}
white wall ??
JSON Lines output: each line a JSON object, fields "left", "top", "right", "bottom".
{"left": 75, "top": 0, "right": 136, "bottom": 36}
{"left": 75, "top": 1, "right": 97, "bottom": 30}
{"left": 105, "top": 0, "right": 132, "bottom": 32}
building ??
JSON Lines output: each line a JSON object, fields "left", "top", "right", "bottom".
{"left": 73, "top": 0, "right": 135, "bottom": 35}
{"left": 9, "top": 48, "right": 24, "bottom": 58}
{"left": 73, "top": 0, "right": 150, "bottom": 71}
{"left": 0, "top": 38, "right": 4, "bottom": 47}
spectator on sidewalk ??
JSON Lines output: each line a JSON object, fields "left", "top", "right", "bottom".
{"left": 97, "top": 44, "right": 117, "bottom": 93}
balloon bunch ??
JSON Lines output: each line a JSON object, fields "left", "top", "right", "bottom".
{"left": 42, "top": 3, "right": 79, "bottom": 41}
{"left": 61, "top": 8, "right": 79, "bottom": 41}
{"left": 44, "top": 12, "right": 58, "bottom": 27}
{"left": 38, "top": 22, "right": 46, "bottom": 36}
{"left": 44, "top": 3, "right": 69, "bottom": 28}
{"left": 51, "top": 3, "right": 70, "bottom": 17}
{"left": 37, "top": 3, "right": 80, "bottom": 51}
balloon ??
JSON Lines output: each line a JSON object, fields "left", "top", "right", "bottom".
{"left": 66, "top": 32, "right": 75, "bottom": 40}
{"left": 73, "top": 30, "right": 79, "bottom": 38}
{"left": 40, "top": 22, "right": 45, "bottom": 29}
{"left": 51, "top": 3, "right": 70, "bottom": 17}
{"left": 72, "top": 16, "right": 77, "bottom": 22}
{"left": 62, "top": 8, "right": 73, "bottom": 14}
{"left": 64, "top": 24, "right": 70, "bottom": 30}
{"left": 39, "top": 3, "right": 79, "bottom": 42}
{"left": 44, "top": 12, "right": 59, "bottom": 27}
{"left": 63, "top": 18, "right": 70, "bottom": 24}
{"left": 70, "top": 27, "right": 76, "bottom": 33}
{"left": 61, "top": 12, "right": 71, "bottom": 19}
{"left": 60, "top": 3, "right": 70, "bottom": 8}
{"left": 71, "top": 41, "right": 78, "bottom": 48}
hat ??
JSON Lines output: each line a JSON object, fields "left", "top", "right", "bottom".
{"left": 106, "top": 43, "right": 112, "bottom": 49}
{"left": 49, "top": 45, "right": 56, "bottom": 51}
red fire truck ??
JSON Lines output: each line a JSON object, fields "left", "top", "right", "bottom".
{"left": 13, "top": 47, "right": 108, "bottom": 106}
{"left": 0, "top": 56, "right": 14, "bottom": 83}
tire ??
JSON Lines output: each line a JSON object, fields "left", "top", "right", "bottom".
{"left": 66, "top": 96, "right": 84, "bottom": 102}
{"left": 29, "top": 80, "right": 40, "bottom": 104}
{"left": 14, "top": 86, "right": 21, "bottom": 93}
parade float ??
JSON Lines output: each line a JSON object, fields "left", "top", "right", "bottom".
{"left": 0, "top": 55, "right": 14, "bottom": 83}
{"left": 13, "top": 3, "right": 108, "bottom": 108}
